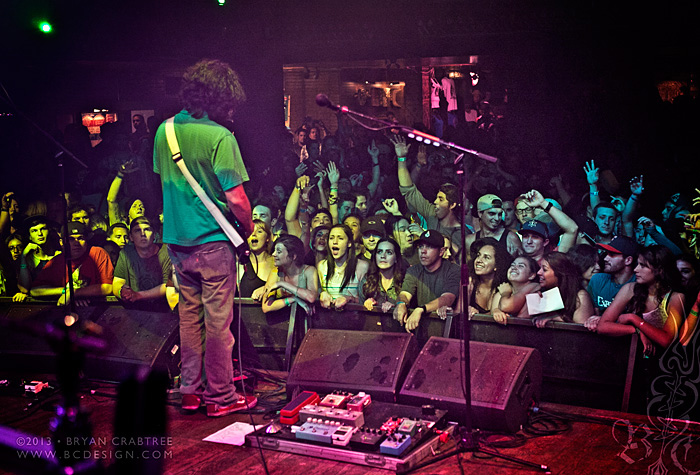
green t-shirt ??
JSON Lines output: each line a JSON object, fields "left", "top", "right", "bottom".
{"left": 153, "top": 110, "right": 249, "bottom": 246}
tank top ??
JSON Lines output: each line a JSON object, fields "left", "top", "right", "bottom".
{"left": 239, "top": 261, "right": 266, "bottom": 298}
{"left": 318, "top": 260, "right": 359, "bottom": 299}
{"left": 642, "top": 292, "right": 672, "bottom": 329}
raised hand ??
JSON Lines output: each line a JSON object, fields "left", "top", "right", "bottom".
{"left": 416, "top": 144, "right": 427, "bottom": 166}
{"left": 382, "top": 198, "right": 400, "bottom": 215}
{"left": 629, "top": 175, "right": 644, "bottom": 196}
{"left": 524, "top": 189, "right": 546, "bottom": 209}
{"left": 390, "top": 135, "right": 411, "bottom": 159}
{"left": 638, "top": 216, "right": 655, "bottom": 229}
{"left": 367, "top": 140, "right": 380, "bottom": 162}
{"left": 295, "top": 161, "right": 308, "bottom": 177}
{"left": 120, "top": 160, "right": 139, "bottom": 174}
{"left": 296, "top": 175, "right": 310, "bottom": 191}
{"left": 350, "top": 173, "right": 363, "bottom": 188}
{"left": 315, "top": 171, "right": 326, "bottom": 187}
{"left": 327, "top": 162, "right": 339, "bottom": 186}
{"left": 312, "top": 160, "right": 326, "bottom": 175}
{"left": 2, "top": 192, "right": 15, "bottom": 209}
{"left": 583, "top": 160, "right": 599, "bottom": 185}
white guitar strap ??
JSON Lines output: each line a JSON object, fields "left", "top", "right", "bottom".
{"left": 163, "top": 117, "right": 245, "bottom": 248}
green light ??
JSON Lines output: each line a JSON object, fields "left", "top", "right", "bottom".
{"left": 38, "top": 21, "right": 52, "bottom": 33}
{"left": 217, "top": 0, "right": 225, "bottom": 5}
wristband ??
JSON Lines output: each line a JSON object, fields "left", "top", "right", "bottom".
{"left": 629, "top": 195, "right": 638, "bottom": 201}
{"left": 1, "top": 209, "right": 7, "bottom": 212}
{"left": 62, "top": 288, "right": 66, "bottom": 295}
{"left": 590, "top": 190, "right": 599, "bottom": 196}
{"left": 117, "top": 172, "right": 124, "bottom": 179}
{"left": 543, "top": 201, "right": 553, "bottom": 213}
{"left": 397, "top": 157, "right": 407, "bottom": 162}
{"left": 397, "top": 301, "right": 407, "bottom": 306}
{"left": 284, "top": 297, "right": 291, "bottom": 306}
{"left": 420, "top": 305, "right": 427, "bottom": 314}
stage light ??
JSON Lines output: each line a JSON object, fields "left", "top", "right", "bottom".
{"left": 38, "top": 21, "right": 53, "bottom": 34}
{"left": 217, "top": 0, "right": 226, "bottom": 5}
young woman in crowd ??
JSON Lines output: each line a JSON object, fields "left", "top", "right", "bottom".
{"left": 491, "top": 256, "right": 541, "bottom": 324}
{"left": 359, "top": 237, "right": 406, "bottom": 331}
{"left": 567, "top": 243, "right": 601, "bottom": 289}
{"left": 534, "top": 252, "right": 595, "bottom": 326}
{"left": 359, "top": 238, "right": 406, "bottom": 311}
{"left": 597, "top": 245, "right": 685, "bottom": 353}
{"left": 342, "top": 213, "right": 363, "bottom": 253}
{"left": 262, "top": 234, "right": 318, "bottom": 314}
{"left": 304, "top": 224, "right": 330, "bottom": 266}
{"left": 468, "top": 237, "right": 510, "bottom": 317}
{"left": 238, "top": 219, "right": 275, "bottom": 300}
{"left": 318, "top": 224, "right": 369, "bottom": 309}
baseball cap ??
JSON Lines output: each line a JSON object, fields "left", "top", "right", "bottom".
{"left": 597, "top": 236, "right": 639, "bottom": 257}
{"left": 477, "top": 194, "right": 503, "bottom": 212}
{"left": 415, "top": 229, "right": 445, "bottom": 249}
{"left": 66, "top": 221, "right": 88, "bottom": 236}
{"left": 520, "top": 220, "right": 548, "bottom": 239}
{"left": 360, "top": 217, "right": 385, "bottom": 237}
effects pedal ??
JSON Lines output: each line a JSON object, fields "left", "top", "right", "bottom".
{"left": 380, "top": 416, "right": 403, "bottom": 433}
{"left": 379, "top": 433, "right": 412, "bottom": 456}
{"left": 280, "top": 391, "right": 320, "bottom": 425}
{"left": 397, "top": 418, "right": 418, "bottom": 436}
{"left": 349, "top": 426, "right": 387, "bottom": 450}
{"left": 319, "top": 391, "right": 352, "bottom": 409}
{"left": 346, "top": 392, "right": 371, "bottom": 412}
{"left": 294, "top": 420, "right": 340, "bottom": 444}
{"left": 331, "top": 425, "right": 356, "bottom": 446}
{"left": 299, "top": 404, "right": 365, "bottom": 427}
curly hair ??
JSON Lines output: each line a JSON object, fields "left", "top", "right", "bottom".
{"left": 362, "top": 238, "right": 406, "bottom": 299}
{"left": 470, "top": 237, "right": 511, "bottom": 291}
{"left": 179, "top": 59, "right": 246, "bottom": 120}
{"left": 628, "top": 245, "right": 682, "bottom": 315}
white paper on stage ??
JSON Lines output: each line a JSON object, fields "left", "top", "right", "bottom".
{"left": 203, "top": 422, "right": 262, "bottom": 446}
{"left": 526, "top": 288, "right": 565, "bottom": 316}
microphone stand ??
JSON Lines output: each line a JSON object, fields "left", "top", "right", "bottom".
{"left": 317, "top": 95, "right": 549, "bottom": 473}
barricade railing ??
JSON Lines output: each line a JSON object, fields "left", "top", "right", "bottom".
{"left": 0, "top": 297, "right": 637, "bottom": 411}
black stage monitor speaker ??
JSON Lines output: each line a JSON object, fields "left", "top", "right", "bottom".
{"left": 398, "top": 337, "right": 542, "bottom": 432}
{"left": 0, "top": 304, "right": 180, "bottom": 383}
{"left": 286, "top": 329, "right": 418, "bottom": 402}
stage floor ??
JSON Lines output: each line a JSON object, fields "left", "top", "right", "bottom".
{"left": 1, "top": 371, "right": 698, "bottom": 475}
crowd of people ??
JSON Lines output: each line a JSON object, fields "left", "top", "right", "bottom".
{"left": 0, "top": 72, "right": 698, "bottom": 416}
{"left": 1, "top": 108, "right": 699, "bottom": 343}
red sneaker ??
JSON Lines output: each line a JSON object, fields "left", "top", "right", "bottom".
{"left": 206, "top": 395, "right": 258, "bottom": 417}
{"left": 181, "top": 394, "right": 202, "bottom": 411}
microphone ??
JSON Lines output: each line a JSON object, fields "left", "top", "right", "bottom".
{"left": 315, "top": 94, "right": 346, "bottom": 112}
